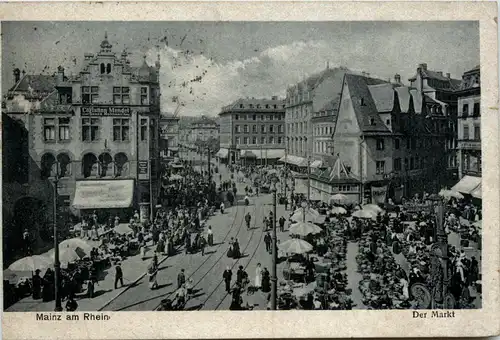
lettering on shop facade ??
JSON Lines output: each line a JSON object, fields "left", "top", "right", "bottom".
{"left": 81, "top": 106, "right": 131, "bottom": 116}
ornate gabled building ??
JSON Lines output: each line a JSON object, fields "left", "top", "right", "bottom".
{"left": 3, "top": 33, "right": 162, "bottom": 222}
{"left": 311, "top": 73, "right": 448, "bottom": 204}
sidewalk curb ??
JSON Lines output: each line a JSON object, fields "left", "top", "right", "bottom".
{"left": 97, "top": 251, "right": 173, "bottom": 311}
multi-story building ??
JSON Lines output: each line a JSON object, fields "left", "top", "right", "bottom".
{"left": 159, "top": 113, "right": 180, "bottom": 160}
{"left": 311, "top": 100, "right": 338, "bottom": 167}
{"left": 311, "top": 73, "right": 448, "bottom": 204}
{"left": 188, "top": 115, "right": 219, "bottom": 148}
{"left": 218, "top": 96, "right": 285, "bottom": 164}
{"left": 408, "top": 63, "right": 461, "bottom": 186}
{"left": 453, "top": 65, "right": 481, "bottom": 199}
{"left": 3, "top": 33, "right": 161, "bottom": 221}
{"left": 284, "top": 65, "right": 348, "bottom": 170}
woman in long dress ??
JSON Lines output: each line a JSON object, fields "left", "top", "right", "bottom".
{"left": 254, "top": 263, "right": 263, "bottom": 289}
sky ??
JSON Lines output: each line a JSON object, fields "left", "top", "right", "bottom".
{"left": 2, "top": 21, "right": 479, "bottom": 116}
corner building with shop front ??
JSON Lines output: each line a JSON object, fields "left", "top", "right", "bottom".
{"left": 5, "top": 34, "right": 161, "bottom": 222}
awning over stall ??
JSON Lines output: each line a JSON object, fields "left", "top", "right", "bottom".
{"left": 451, "top": 175, "right": 481, "bottom": 195}
{"left": 72, "top": 180, "right": 134, "bottom": 209}
{"left": 471, "top": 183, "right": 482, "bottom": 199}
{"left": 310, "top": 160, "right": 323, "bottom": 168}
{"left": 215, "top": 148, "right": 229, "bottom": 158}
{"left": 278, "top": 155, "right": 307, "bottom": 167}
{"left": 256, "top": 149, "right": 285, "bottom": 159}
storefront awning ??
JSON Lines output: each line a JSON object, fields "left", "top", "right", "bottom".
{"left": 255, "top": 149, "right": 285, "bottom": 159}
{"left": 278, "top": 155, "right": 307, "bottom": 167}
{"left": 240, "top": 150, "right": 257, "bottom": 158}
{"left": 451, "top": 175, "right": 481, "bottom": 195}
{"left": 215, "top": 148, "right": 229, "bottom": 158}
{"left": 72, "top": 180, "right": 134, "bottom": 209}
{"left": 471, "top": 183, "right": 482, "bottom": 199}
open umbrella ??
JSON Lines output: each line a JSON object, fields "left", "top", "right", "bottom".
{"left": 280, "top": 239, "right": 313, "bottom": 255}
{"left": 289, "top": 222, "right": 323, "bottom": 236}
{"left": 114, "top": 224, "right": 134, "bottom": 235}
{"left": 59, "top": 238, "right": 93, "bottom": 253}
{"left": 293, "top": 207, "right": 320, "bottom": 217}
{"left": 290, "top": 211, "right": 319, "bottom": 223}
{"left": 329, "top": 193, "right": 348, "bottom": 204}
{"left": 352, "top": 209, "right": 376, "bottom": 219}
{"left": 293, "top": 281, "right": 317, "bottom": 297}
{"left": 48, "top": 247, "right": 84, "bottom": 265}
{"left": 169, "top": 174, "right": 183, "bottom": 181}
{"left": 8, "top": 255, "right": 52, "bottom": 272}
{"left": 331, "top": 206, "right": 347, "bottom": 215}
{"left": 363, "top": 204, "right": 384, "bottom": 214}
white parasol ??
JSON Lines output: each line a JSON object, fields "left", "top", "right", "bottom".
{"left": 8, "top": 255, "right": 52, "bottom": 272}
{"left": 293, "top": 207, "right": 320, "bottom": 217}
{"left": 280, "top": 238, "right": 313, "bottom": 255}
{"left": 331, "top": 206, "right": 347, "bottom": 215}
{"left": 329, "top": 193, "right": 348, "bottom": 204}
{"left": 362, "top": 204, "right": 384, "bottom": 214}
{"left": 114, "top": 224, "right": 134, "bottom": 235}
{"left": 289, "top": 222, "right": 323, "bottom": 236}
{"left": 352, "top": 209, "right": 376, "bottom": 219}
{"left": 169, "top": 174, "right": 183, "bottom": 181}
{"left": 290, "top": 211, "right": 319, "bottom": 223}
{"left": 439, "top": 189, "right": 464, "bottom": 200}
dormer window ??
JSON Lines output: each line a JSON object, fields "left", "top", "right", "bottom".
{"left": 100, "top": 63, "right": 105, "bottom": 74}
{"left": 370, "top": 118, "right": 376, "bottom": 125}
{"left": 106, "top": 63, "right": 112, "bottom": 74}
{"left": 239, "top": 104, "right": 243, "bottom": 109}
{"left": 360, "top": 98, "right": 366, "bottom": 106}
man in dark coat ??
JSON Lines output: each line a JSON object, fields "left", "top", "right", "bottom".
{"left": 32, "top": 269, "right": 42, "bottom": 300}
{"left": 264, "top": 232, "right": 272, "bottom": 253}
{"left": 177, "top": 269, "right": 186, "bottom": 289}
{"left": 223, "top": 267, "right": 232, "bottom": 292}
{"left": 279, "top": 216, "right": 286, "bottom": 232}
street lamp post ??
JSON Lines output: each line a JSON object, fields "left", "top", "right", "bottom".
{"left": 51, "top": 165, "right": 62, "bottom": 312}
{"left": 301, "top": 200, "right": 307, "bottom": 222}
{"left": 307, "top": 156, "right": 311, "bottom": 203}
{"left": 271, "top": 179, "right": 278, "bottom": 310}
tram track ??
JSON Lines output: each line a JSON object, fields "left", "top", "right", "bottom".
{"left": 150, "top": 202, "right": 247, "bottom": 311}
{"left": 199, "top": 201, "right": 266, "bottom": 310}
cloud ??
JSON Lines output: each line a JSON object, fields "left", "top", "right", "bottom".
{"left": 152, "top": 40, "right": 340, "bottom": 117}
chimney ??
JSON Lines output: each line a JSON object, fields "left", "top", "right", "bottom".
{"left": 446, "top": 73, "right": 451, "bottom": 79}
{"left": 326, "top": 61, "right": 330, "bottom": 69}
{"left": 394, "top": 74, "right": 401, "bottom": 83}
{"left": 13, "top": 68, "right": 21, "bottom": 83}
{"left": 418, "top": 63, "right": 428, "bottom": 71}
{"left": 57, "top": 66, "right": 65, "bottom": 83}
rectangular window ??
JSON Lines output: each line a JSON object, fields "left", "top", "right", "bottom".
{"left": 260, "top": 115, "right": 264, "bottom": 120}
{"left": 82, "top": 118, "right": 100, "bottom": 141}
{"left": 243, "top": 137, "right": 248, "bottom": 145}
{"left": 473, "top": 102, "right": 480, "bottom": 117}
{"left": 261, "top": 137, "right": 265, "bottom": 144}
{"left": 376, "top": 138, "right": 385, "bottom": 150}
{"left": 410, "top": 157, "right": 415, "bottom": 170}
{"left": 91, "top": 86, "right": 99, "bottom": 104}
{"left": 474, "top": 125, "right": 480, "bottom": 140}
{"left": 141, "top": 87, "right": 148, "bottom": 105}
{"left": 244, "top": 125, "right": 249, "bottom": 133}
{"left": 463, "top": 125, "right": 470, "bottom": 140}
{"left": 269, "top": 136, "right": 274, "bottom": 144}
{"left": 252, "top": 114, "right": 256, "bottom": 121}
{"left": 376, "top": 161, "right": 385, "bottom": 175}
{"left": 252, "top": 125, "right": 257, "bottom": 133}
{"left": 235, "top": 125, "right": 240, "bottom": 133}
{"left": 278, "top": 137, "right": 282, "bottom": 144}
{"left": 404, "top": 158, "right": 409, "bottom": 170}
{"left": 44, "top": 118, "right": 56, "bottom": 141}
{"left": 82, "top": 86, "right": 90, "bottom": 104}
{"left": 235, "top": 115, "right": 239, "bottom": 120}
{"left": 394, "top": 158, "right": 402, "bottom": 171}
{"left": 235, "top": 137, "right": 240, "bottom": 145}
{"left": 113, "top": 87, "right": 130, "bottom": 104}
{"left": 395, "top": 138, "right": 400, "bottom": 150}
{"left": 270, "top": 125, "right": 274, "bottom": 133}
{"left": 261, "top": 125, "right": 266, "bottom": 133}
{"left": 462, "top": 103, "right": 469, "bottom": 117}
{"left": 58, "top": 117, "right": 70, "bottom": 141}
{"left": 140, "top": 118, "right": 148, "bottom": 141}
{"left": 113, "top": 118, "right": 130, "bottom": 141}
{"left": 252, "top": 137, "right": 257, "bottom": 144}
{"left": 269, "top": 115, "right": 274, "bottom": 121}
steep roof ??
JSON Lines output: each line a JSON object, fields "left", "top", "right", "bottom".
{"left": 394, "top": 86, "right": 412, "bottom": 113}
{"left": 9, "top": 74, "right": 56, "bottom": 94}
{"left": 409, "top": 68, "right": 461, "bottom": 90}
{"left": 311, "top": 155, "right": 360, "bottom": 184}
{"left": 367, "top": 83, "right": 395, "bottom": 113}
{"left": 344, "top": 74, "right": 391, "bottom": 134}
{"left": 409, "top": 89, "right": 423, "bottom": 114}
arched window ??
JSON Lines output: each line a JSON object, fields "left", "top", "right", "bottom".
{"left": 100, "top": 63, "right": 105, "bottom": 74}
{"left": 82, "top": 153, "right": 98, "bottom": 178}
{"left": 57, "top": 153, "right": 71, "bottom": 177}
{"left": 98, "top": 153, "right": 113, "bottom": 177}
{"left": 41, "top": 153, "right": 56, "bottom": 179}
{"left": 106, "top": 63, "right": 112, "bottom": 74}
{"left": 114, "top": 153, "right": 129, "bottom": 177}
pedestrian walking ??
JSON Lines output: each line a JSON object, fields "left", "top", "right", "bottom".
{"left": 245, "top": 212, "right": 252, "bottom": 230}
{"left": 279, "top": 216, "right": 286, "bottom": 232}
{"left": 177, "top": 269, "right": 186, "bottom": 289}
{"left": 264, "top": 232, "right": 272, "bottom": 253}
{"left": 223, "top": 266, "right": 232, "bottom": 292}
{"left": 254, "top": 263, "right": 263, "bottom": 289}
{"left": 207, "top": 226, "right": 214, "bottom": 246}
{"left": 140, "top": 244, "right": 147, "bottom": 260}
{"left": 114, "top": 262, "right": 124, "bottom": 289}
{"left": 199, "top": 235, "right": 207, "bottom": 256}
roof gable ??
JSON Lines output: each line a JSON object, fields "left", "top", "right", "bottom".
{"left": 367, "top": 83, "right": 395, "bottom": 113}
{"left": 10, "top": 75, "right": 56, "bottom": 95}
